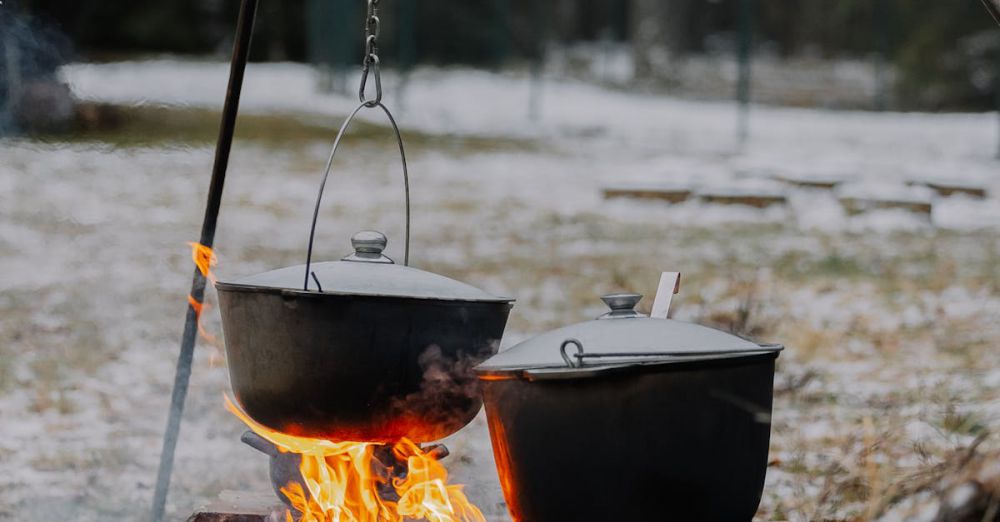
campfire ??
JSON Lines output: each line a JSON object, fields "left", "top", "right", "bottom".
{"left": 154, "top": 2, "right": 785, "bottom": 521}
{"left": 225, "top": 396, "right": 485, "bottom": 522}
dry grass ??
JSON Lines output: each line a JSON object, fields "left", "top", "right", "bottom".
{"left": 40, "top": 104, "right": 533, "bottom": 153}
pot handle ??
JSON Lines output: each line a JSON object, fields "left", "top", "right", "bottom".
{"left": 240, "top": 430, "right": 279, "bottom": 457}
{"left": 303, "top": 101, "right": 411, "bottom": 291}
{"left": 560, "top": 339, "right": 784, "bottom": 367}
{"left": 560, "top": 339, "right": 585, "bottom": 368}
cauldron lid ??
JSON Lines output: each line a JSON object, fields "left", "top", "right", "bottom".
{"left": 476, "top": 293, "right": 781, "bottom": 376}
{"left": 216, "top": 231, "right": 512, "bottom": 303}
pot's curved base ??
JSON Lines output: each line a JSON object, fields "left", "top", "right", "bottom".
{"left": 234, "top": 398, "right": 482, "bottom": 443}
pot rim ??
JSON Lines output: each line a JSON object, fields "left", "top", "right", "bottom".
{"left": 215, "top": 280, "right": 516, "bottom": 304}
{"left": 475, "top": 345, "right": 782, "bottom": 382}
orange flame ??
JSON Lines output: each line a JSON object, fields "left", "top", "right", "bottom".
{"left": 187, "top": 242, "right": 223, "bottom": 364}
{"left": 188, "top": 242, "right": 218, "bottom": 283}
{"left": 224, "top": 396, "right": 485, "bottom": 522}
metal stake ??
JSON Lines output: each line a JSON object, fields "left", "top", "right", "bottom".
{"left": 150, "top": 0, "right": 259, "bottom": 520}
{"left": 528, "top": 0, "right": 546, "bottom": 122}
{"left": 872, "top": 0, "right": 890, "bottom": 111}
{"left": 979, "top": 0, "right": 1000, "bottom": 157}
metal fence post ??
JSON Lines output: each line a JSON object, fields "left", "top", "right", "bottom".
{"left": 736, "top": 0, "right": 753, "bottom": 145}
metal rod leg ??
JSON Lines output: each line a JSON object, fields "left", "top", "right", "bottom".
{"left": 150, "top": 0, "right": 259, "bottom": 520}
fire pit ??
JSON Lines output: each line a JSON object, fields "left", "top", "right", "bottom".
{"left": 223, "top": 397, "right": 486, "bottom": 522}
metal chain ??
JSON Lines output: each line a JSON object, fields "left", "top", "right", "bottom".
{"left": 304, "top": 0, "right": 413, "bottom": 288}
{"left": 359, "top": 0, "right": 382, "bottom": 106}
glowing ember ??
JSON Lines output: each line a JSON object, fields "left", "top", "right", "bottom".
{"left": 225, "top": 396, "right": 485, "bottom": 522}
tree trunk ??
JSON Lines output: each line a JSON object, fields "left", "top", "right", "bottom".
{"left": 629, "top": 0, "right": 691, "bottom": 81}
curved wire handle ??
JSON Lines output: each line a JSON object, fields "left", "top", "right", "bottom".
{"left": 303, "top": 101, "right": 411, "bottom": 291}
{"left": 560, "top": 339, "right": 585, "bottom": 368}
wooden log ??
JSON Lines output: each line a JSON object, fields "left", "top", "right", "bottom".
{"left": 907, "top": 180, "right": 987, "bottom": 199}
{"left": 772, "top": 174, "right": 845, "bottom": 190}
{"left": 698, "top": 192, "right": 787, "bottom": 208}
{"left": 188, "top": 514, "right": 272, "bottom": 522}
{"left": 602, "top": 184, "right": 693, "bottom": 203}
{"left": 839, "top": 196, "right": 933, "bottom": 216}
{"left": 188, "top": 491, "right": 286, "bottom": 522}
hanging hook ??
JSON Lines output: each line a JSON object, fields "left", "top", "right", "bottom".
{"left": 359, "top": 54, "right": 382, "bottom": 107}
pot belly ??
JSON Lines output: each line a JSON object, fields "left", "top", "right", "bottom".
{"left": 481, "top": 357, "right": 775, "bottom": 521}
{"left": 218, "top": 289, "right": 511, "bottom": 442}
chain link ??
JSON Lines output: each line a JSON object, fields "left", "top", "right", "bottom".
{"left": 359, "top": 0, "right": 382, "bottom": 105}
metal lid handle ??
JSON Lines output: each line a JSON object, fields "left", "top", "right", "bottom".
{"left": 342, "top": 230, "right": 393, "bottom": 264}
{"left": 598, "top": 293, "right": 644, "bottom": 319}
{"left": 303, "top": 102, "right": 411, "bottom": 290}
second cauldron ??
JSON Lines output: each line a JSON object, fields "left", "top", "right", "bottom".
{"left": 475, "top": 293, "right": 783, "bottom": 522}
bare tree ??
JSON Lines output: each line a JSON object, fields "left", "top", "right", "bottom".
{"left": 629, "top": 0, "right": 693, "bottom": 81}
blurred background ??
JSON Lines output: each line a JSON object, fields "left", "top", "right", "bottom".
{"left": 1, "top": 1, "right": 999, "bottom": 521}
{"left": 3, "top": 0, "right": 1000, "bottom": 131}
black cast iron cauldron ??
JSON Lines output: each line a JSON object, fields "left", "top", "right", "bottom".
{"left": 475, "top": 293, "right": 783, "bottom": 522}
{"left": 216, "top": 231, "right": 514, "bottom": 443}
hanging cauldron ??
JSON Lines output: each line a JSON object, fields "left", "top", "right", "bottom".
{"left": 215, "top": 74, "right": 515, "bottom": 444}
{"left": 475, "top": 293, "right": 783, "bottom": 521}
{"left": 217, "top": 230, "right": 513, "bottom": 443}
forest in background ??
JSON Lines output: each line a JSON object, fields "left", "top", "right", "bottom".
{"left": 7, "top": 0, "right": 1000, "bottom": 110}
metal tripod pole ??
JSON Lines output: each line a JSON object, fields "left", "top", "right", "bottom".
{"left": 150, "top": 0, "right": 259, "bottom": 520}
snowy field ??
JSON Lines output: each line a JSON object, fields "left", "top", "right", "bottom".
{"left": 1, "top": 59, "right": 999, "bottom": 521}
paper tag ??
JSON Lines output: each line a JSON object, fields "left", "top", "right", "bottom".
{"left": 650, "top": 272, "right": 681, "bottom": 319}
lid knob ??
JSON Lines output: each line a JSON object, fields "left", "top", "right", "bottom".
{"left": 342, "top": 230, "right": 394, "bottom": 264}
{"left": 598, "top": 293, "right": 644, "bottom": 319}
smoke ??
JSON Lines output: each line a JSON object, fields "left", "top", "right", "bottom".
{"left": 0, "top": 6, "right": 75, "bottom": 135}
{"left": 385, "top": 342, "right": 512, "bottom": 517}
{"left": 389, "top": 341, "right": 501, "bottom": 441}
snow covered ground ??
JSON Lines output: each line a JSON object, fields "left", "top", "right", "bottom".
{"left": 0, "top": 60, "right": 997, "bottom": 520}
{"left": 62, "top": 59, "right": 1000, "bottom": 233}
